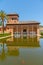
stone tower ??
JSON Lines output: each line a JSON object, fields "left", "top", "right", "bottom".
{"left": 7, "top": 13, "right": 19, "bottom": 24}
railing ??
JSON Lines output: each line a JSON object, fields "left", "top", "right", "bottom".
{"left": 13, "top": 32, "right": 37, "bottom": 38}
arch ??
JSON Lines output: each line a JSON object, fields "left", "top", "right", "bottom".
{"left": 23, "top": 29, "right": 27, "bottom": 34}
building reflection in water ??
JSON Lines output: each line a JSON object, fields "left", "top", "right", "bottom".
{"left": 6, "top": 36, "right": 40, "bottom": 47}
{"left": 0, "top": 36, "right": 40, "bottom": 60}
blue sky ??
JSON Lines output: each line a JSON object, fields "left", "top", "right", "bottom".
{"left": 0, "top": 0, "right": 43, "bottom": 25}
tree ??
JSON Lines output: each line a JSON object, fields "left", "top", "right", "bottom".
{"left": 0, "top": 10, "right": 7, "bottom": 34}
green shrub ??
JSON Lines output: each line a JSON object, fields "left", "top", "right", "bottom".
{"left": 40, "top": 32, "right": 43, "bottom": 35}
{"left": 0, "top": 33, "right": 11, "bottom": 37}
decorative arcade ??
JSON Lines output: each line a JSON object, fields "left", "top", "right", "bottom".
{"left": 6, "top": 13, "right": 40, "bottom": 37}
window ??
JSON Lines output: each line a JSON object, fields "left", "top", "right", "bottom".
{"left": 12, "top": 18, "right": 17, "bottom": 20}
{"left": 7, "top": 28, "right": 9, "bottom": 29}
{"left": 8, "top": 21, "right": 9, "bottom": 23}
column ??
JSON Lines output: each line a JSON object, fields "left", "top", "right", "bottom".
{"left": 29, "top": 25, "right": 30, "bottom": 37}
{"left": 11, "top": 28, "right": 13, "bottom": 36}
{"left": 21, "top": 25, "right": 23, "bottom": 38}
{"left": 27, "top": 25, "right": 29, "bottom": 37}
{"left": 37, "top": 25, "right": 40, "bottom": 36}
{"left": 17, "top": 25, "right": 18, "bottom": 34}
{"left": 17, "top": 25, "right": 18, "bottom": 37}
{"left": 32, "top": 25, "right": 33, "bottom": 36}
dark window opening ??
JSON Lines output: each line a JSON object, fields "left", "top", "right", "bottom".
{"left": 12, "top": 18, "right": 17, "bottom": 20}
{"left": 23, "top": 29, "right": 27, "bottom": 34}
{"left": 7, "top": 28, "right": 9, "bottom": 29}
{"left": 23, "top": 29, "right": 27, "bottom": 32}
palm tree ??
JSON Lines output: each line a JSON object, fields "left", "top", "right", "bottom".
{"left": 0, "top": 10, "right": 7, "bottom": 34}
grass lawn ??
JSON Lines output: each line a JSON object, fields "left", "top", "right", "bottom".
{"left": 0, "top": 33, "right": 11, "bottom": 37}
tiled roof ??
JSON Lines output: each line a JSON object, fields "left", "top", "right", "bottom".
{"left": 7, "top": 21, "right": 40, "bottom": 25}
{"left": 19, "top": 21, "right": 40, "bottom": 24}
{"left": 7, "top": 13, "right": 19, "bottom": 17}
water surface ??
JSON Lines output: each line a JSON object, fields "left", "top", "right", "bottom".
{"left": 0, "top": 37, "right": 43, "bottom": 65}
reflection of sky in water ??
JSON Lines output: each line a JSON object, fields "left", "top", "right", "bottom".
{"left": 40, "top": 38, "right": 43, "bottom": 48}
{"left": 0, "top": 37, "right": 43, "bottom": 65}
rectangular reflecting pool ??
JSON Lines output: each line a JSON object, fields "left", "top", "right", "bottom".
{"left": 0, "top": 36, "right": 43, "bottom": 65}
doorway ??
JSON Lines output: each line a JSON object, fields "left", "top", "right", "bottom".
{"left": 23, "top": 29, "right": 27, "bottom": 34}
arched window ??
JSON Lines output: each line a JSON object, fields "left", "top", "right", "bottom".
{"left": 23, "top": 29, "right": 27, "bottom": 34}
{"left": 12, "top": 18, "right": 17, "bottom": 20}
{"left": 23, "top": 29, "right": 27, "bottom": 32}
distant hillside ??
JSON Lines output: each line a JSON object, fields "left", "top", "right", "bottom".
{"left": 40, "top": 25, "right": 43, "bottom": 27}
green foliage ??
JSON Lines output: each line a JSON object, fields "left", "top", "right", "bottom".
{"left": 0, "top": 33, "right": 11, "bottom": 37}
{"left": 0, "top": 10, "right": 7, "bottom": 33}
{"left": 40, "top": 32, "right": 43, "bottom": 35}
{"left": 0, "top": 10, "right": 7, "bottom": 20}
